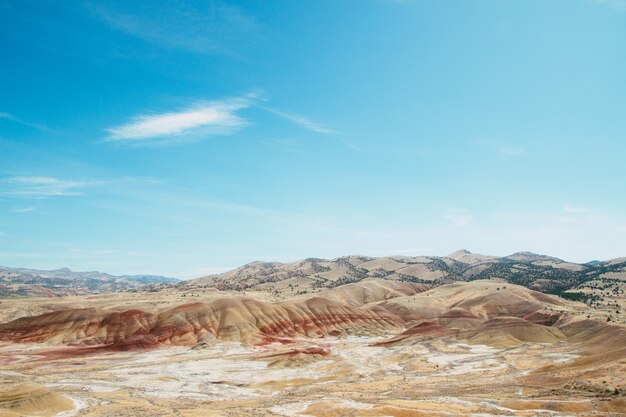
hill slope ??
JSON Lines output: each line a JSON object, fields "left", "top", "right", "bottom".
{"left": 178, "top": 250, "right": 625, "bottom": 302}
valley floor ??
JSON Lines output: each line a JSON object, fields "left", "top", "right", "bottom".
{"left": 0, "top": 335, "right": 624, "bottom": 417}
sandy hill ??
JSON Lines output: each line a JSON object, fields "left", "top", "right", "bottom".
{"left": 0, "top": 280, "right": 429, "bottom": 349}
{"left": 0, "top": 383, "right": 75, "bottom": 416}
{"left": 292, "top": 279, "right": 431, "bottom": 306}
{"left": 0, "top": 279, "right": 608, "bottom": 352}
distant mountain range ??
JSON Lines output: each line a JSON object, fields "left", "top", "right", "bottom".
{"left": 172, "top": 250, "right": 626, "bottom": 302}
{"left": 0, "top": 266, "right": 180, "bottom": 297}
{"left": 4, "top": 250, "right": 625, "bottom": 303}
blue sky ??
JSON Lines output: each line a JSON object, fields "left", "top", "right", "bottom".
{"left": 1, "top": 0, "right": 625, "bottom": 277}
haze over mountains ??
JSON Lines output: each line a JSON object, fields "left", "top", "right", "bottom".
{"left": 0, "top": 266, "right": 179, "bottom": 297}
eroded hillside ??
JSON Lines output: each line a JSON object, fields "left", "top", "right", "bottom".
{"left": 0, "top": 279, "right": 624, "bottom": 416}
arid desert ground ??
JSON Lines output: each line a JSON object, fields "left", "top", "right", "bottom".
{"left": 0, "top": 269, "right": 625, "bottom": 416}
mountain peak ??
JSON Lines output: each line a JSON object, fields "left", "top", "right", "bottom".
{"left": 448, "top": 249, "right": 472, "bottom": 256}
{"left": 446, "top": 249, "right": 497, "bottom": 264}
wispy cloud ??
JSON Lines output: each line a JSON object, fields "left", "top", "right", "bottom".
{"left": 0, "top": 175, "right": 163, "bottom": 200}
{"left": 106, "top": 96, "right": 253, "bottom": 143}
{"left": 0, "top": 112, "right": 49, "bottom": 131}
{"left": 444, "top": 208, "right": 473, "bottom": 227}
{"left": 106, "top": 93, "right": 336, "bottom": 145}
{"left": 0, "top": 112, "right": 17, "bottom": 121}
{"left": 84, "top": 0, "right": 258, "bottom": 56}
{"left": 564, "top": 205, "right": 588, "bottom": 214}
{"left": 0, "top": 176, "right": 96, "bottom": 198}
{"left": 497, "top": 147, "right": 525, "bottom": 156}
{"left": 592, "top": 0, "right": 626, "bottom": 12}
{"left": 12, "top": 207, "right": 36, "bottom": 213}
{"left": 475, "top": 138, "right": 525, "bottom": 157}
{"left": 261, "top": 106, "right": 334, "bottom": 134}
{"left": 382, "top": 0, "right": 416, "bottom": 4}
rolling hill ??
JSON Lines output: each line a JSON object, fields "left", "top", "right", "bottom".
{"left": 175, "top": 250, "right": 625, "bottom": 302}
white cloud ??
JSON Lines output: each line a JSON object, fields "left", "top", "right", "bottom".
{"left": 564, "top": 205, "right": 588, "bottom": 214}
{"left": 444, "top": 208, "right": 473, "bottom": 227}
{"left": 475, "top": 138, "right": 525, "bottom": 157}
{"left": 12, "top": 207, "right": 35, "bottom": 213}
{"left": 1, "top": 175, "right": 165, "bottom": 200}
{"left": 106, "top": 97, "right": 252, "bottom": 142}
{"left": 497, "top": 147, "right": 525, "bottom": 156}
{"left": 261, "top": 106, "right": 334, "bottom": 134}
{"left": 106, "top": 93, "right": 336, "bottom": 144}
{"left": 0, "top": 176, "right": 96, "bottom": 198}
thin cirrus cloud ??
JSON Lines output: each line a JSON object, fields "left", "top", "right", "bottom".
{"left": 0, "top": 176, "right": 96, "bottom": 198}
{"left": 106, "top": 97, "right": 251, "bottom": 143}
{"left": 564, "top": 205, "right": 588, "bottom": 214}
{"left": 490, "top": 141, "right": 524, "bottom": 157}
{"left": 497, "top": 146, "right": 525, "bottom": 156}
{"left": 0, "top": 112, "right": 18, "bottom": 121}
{"left": 0, "top": 112, "right": 49, "bottom": 132}
{"left": 593, "top": 0, "right": 626, "bottom": 12}
{"left": 444, "top": 208, "right": 473, "bottom": 227}
{"left": 12, "top": 207, "right": 36, "bottom": 213}
{"left": 475, "top": 138, "right": 525, "bottom": 157}
{"left": 105, "top": 93, "right": 334, "bottom": 144}
{"left": 82, "top": 0, "right": 258, "bottom": 56}
{"left": 1, "top": 176, "right": 161, "bottom": 199}
{"left": 260, "top": 106, "right": 334, "bottom": 134}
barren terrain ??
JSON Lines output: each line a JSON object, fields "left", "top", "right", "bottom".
{"left": 0, "top": 279, "right": 624, "bottom": 416}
